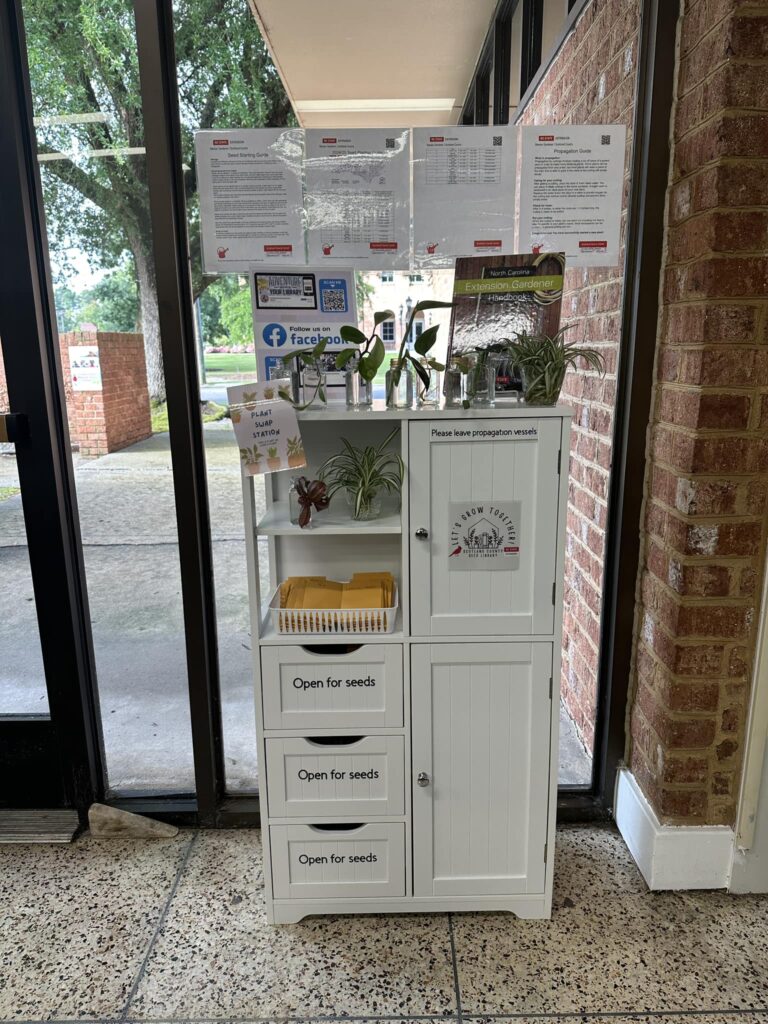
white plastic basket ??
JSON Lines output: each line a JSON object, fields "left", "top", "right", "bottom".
{"left": 269, "top": 586, "right": 399, "bottom": 636}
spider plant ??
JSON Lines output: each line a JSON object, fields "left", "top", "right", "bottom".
{"left": 317, "top": 425, "right": 405, "bottom": 521}
{"left": 505, "top": 325, "right": 605, "bottom": 406}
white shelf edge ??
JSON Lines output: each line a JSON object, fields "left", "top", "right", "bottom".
{"left": 256, "top": 501, "right": 402, "bottom": 536}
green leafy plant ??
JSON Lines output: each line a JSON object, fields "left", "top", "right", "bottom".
{"left": 239, "top": 444, "right": 262, "bottom": 468}
{"left": 335, "top": 311, "right": 391, "bottom": 382}
{"left": 279, "top": 339, "right": 329, "bottom": 410}
{"left": 318, "top": 425, "right": 405, "bottom": 521}
{"left": 387, "top": 299, "right": 453, "bottom": 402}
{"left": 504, "top": 325, "right": 605, "bottom": 406}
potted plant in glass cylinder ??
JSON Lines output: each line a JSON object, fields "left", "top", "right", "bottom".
{"left": 317, "top": 426, "right": 404, "bottom": 521}
{"left": 335, "top": 311, "right": 392, "bottom": 409}
{"left": 386, "top": 298, "right": 453, "bottom": 408}
{"left": 505, "top": 326, "right": 605, "bottom": 406}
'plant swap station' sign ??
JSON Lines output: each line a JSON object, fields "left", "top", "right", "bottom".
{"left": 448, "top": 500, "right": 521, "bottom": 572}
{"left": 227, "top": 380, "right": 306, "bottom": 477}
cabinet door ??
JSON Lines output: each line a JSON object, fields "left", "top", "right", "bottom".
{"left": 409, "top": 418, "right": 562, "bottom": 636}
{"left": 412, "top": 643, "right": 552, "bottom": 897}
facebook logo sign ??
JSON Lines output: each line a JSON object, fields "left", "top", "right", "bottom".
{"left": 262, "top": 323, "right": 287, "bottom": 347}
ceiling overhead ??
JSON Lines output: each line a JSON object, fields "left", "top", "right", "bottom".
{"left": 249, "top": 0, "right": 497, "bottom": 127}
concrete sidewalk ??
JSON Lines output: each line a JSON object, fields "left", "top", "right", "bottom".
{"left": 0, "top": 423, "right": 591, "bottom": 793}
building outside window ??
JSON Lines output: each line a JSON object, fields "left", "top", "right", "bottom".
{"left": 381, "top": 320, "right": 395, "bottom": 344}
{"left": 380, "top": 271, "right": 394, "bottom": 283}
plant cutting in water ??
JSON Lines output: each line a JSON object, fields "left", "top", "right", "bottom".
{"left": 504, "top": 325, "right": 605, "bottom": 406}
{"left": 387, "top": 298, "right": 453, "bottom": 403}
{"left": 279, "top": 339, "right": 330, "bottom": 410}
{"left": 317, "top": 425, "right": 405, "bottom": 521}
{"left": 335, "top": 310, "right": 393, "bottom": 382}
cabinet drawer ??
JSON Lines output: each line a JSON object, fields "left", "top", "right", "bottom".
{"left": 270, "top": 823, "right": 405, "bottom": 900}
{"left": 261, "top": 645, "right": 403, "bottom": 730}
{"left": 265, "top": 736, "right": 405, "bottom": 817}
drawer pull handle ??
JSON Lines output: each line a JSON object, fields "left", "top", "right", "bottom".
{"left": 414, "top": 527, "right": 429, "bottom": 539}
{"left": 417, "top": 771, "right": 431, "bottom": 787}
{"left": 306, "top": 735, "right": 364, "bottom": 746}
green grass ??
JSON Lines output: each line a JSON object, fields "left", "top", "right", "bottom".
{"left": 151, "top": 400, "right": 228, "bottom": 434}
{"left": 204, "top": 352, "right": 256, "bottom": 374}
{"left": 0, "top": 486, "right": 20, "bottom": 502}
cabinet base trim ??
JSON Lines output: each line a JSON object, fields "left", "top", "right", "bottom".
{"left": 268, "top": 893, "right": 551, "bottom": 924}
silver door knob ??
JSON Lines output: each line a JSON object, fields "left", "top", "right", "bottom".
{"left": 417, "top": 771, "right": 430, "bottom": 787}
{"left": 415, "top": 527, "right": 429, "bottom": 539}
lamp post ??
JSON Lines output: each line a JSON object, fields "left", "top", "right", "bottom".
{"left": 398, "top": 303, "right": 403, "bottom": 343}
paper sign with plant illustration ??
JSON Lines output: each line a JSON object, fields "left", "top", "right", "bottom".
{"left": 227, "top": 379, "right": 305, "bottom": 477}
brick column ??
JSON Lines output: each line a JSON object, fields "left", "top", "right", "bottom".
{"left": 60, "top": 331, "right": 152, "bottom": 456}
{"left": 629, "top": 0, "right": 768, "bottom": 825}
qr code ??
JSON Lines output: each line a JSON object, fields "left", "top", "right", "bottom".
{"left": 601, "top": 134, "right": 611, "bottom": 145}
{"left": 321, "top": 289, "right": 347, "bottom": 312}
{"left": 493, "top": 135, "right": 502, "bottom": 146}
{"left": 385, "top": 137, "right": 395, "bottom": 149}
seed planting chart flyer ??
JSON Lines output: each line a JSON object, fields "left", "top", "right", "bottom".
{"left": 304, "top": 129, "right": 410, "bottom": 269}
{"left": 518, "top": 125, "right": 626, "bottom": 266}
{"left": 195, "top": 129, "right": 306, "bottom": 273}
{"left": 412, "top": 126, "right": 517, "bottom": 267}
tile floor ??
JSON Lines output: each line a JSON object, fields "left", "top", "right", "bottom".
{"left": 1, "top": 825, "right": 767, "bottom": 1023}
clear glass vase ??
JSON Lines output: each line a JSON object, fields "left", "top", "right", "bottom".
{"left": 444, "top": 362, "right": 467, "bottom": 407}
{"left": 345, "top": 489, "right": 382, "bottom": 521}
{"left": 415, "top": 358, "right": 442, "bottom": 407}
{"left": 345, "top": 362, "right": 373, "bottom": 409}
{"left": 467, "top": 351, "right": 496, "bottom": 407}
{"left": 301, "top": 365, "right": 327, "bottom": 408}
{"left": 385, "top": 359, "right": 414, "bottom": 409}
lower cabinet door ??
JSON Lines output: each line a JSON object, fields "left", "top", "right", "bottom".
{"left": 270, "top": 823, "right": 405, "bottom": 899}
{"left": 412, "top": 643, "right": 552, "bottom": 897}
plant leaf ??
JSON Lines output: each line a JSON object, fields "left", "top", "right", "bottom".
{"left": 335, "top": 349, "right": 357, "bottom": 369}
{"left": 414, "top": 323, "right": 440, "bottom": 355}
{"left": 373, "top": 309, "right": 396, "bottom": 326}
{"left": 340, "top": 325, "right": 367, "bottom": 345}
{"left": 409, "top": 353, "right": 431, "bottom": 389}
{"left": 414, "top": 299, "right": 454, "bottom": 313}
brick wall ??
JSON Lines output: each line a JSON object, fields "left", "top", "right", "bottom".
{"left": 0, "top": 332, "right": 151, "bottom": 456}
{"left": 519, "top": 0, "right": 641, "bottom": 753}
{"left": 629, "top": 0, "right": 768, "bottom": 824}
{"left": 60, "top": 331, "right": 152, "bottom": 456}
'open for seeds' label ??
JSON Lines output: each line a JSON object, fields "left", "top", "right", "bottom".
{"left": 448, "top": 500, "right": 521, "bottom": 571}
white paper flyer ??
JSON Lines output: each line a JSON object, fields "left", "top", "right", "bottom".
{"left": 412, "top": 126, "right": 517, "bottom": 267}
{"left": 195, "top": 129, "right": 306, "bottom": 273}
{"left": 304, "top": 129, "right": 410, "bottom": 269}
{"left": 518, "top": 125, "right": 627, "bottom": 267}
{"left": 227, "top": 380, "right": 305, "bottom": 476}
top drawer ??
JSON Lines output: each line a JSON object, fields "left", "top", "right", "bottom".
{"left": 261, "top": 644, "right": 403, "bottom": 730}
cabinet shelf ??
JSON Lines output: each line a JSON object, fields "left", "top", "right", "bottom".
{"left": 256, "top": 501, "right": 402, "bottom": 536}
{"left": 259, "top": 609, "right": 404, "bottom": 644}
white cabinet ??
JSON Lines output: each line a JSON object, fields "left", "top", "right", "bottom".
{"left": 245, "top": 405, "right": 570, "bottom": 924}
{"left": 409, "top": 418, "right": 562, "bottom": 636}
{"left": 411, "top": 643, "right": 552, "bottom": 897}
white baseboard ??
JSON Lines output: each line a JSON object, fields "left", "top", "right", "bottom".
{"left": 614, "top": 767, "right": 734, "bottom": 890}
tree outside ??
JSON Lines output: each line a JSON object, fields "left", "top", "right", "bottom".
{"left": 28, "top": 0, "right": 292, "bottom": 399}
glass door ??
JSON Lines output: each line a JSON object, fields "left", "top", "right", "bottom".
{"left": 0, "top": 0, "right": 102, "bottom": 813}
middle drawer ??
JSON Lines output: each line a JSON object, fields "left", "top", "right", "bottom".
{"left": 265, "top": 735, "right": 405, "bottom": 817}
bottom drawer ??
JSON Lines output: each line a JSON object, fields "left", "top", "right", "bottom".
{"left": 270, "top": 822, "right": 405, "bottom": 900}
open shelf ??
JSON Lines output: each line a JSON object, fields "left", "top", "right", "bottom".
{"left": 256, "top": 501, "right": 402, "bottom": 536}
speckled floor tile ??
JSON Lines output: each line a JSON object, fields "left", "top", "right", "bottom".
{"left": 453, "top": 892, "right": 768, "bottom": 1015}
{"left": 553, "top": 824, "right": 648, "bottom": 908}
{"left": 464, "top": 1017, "right": 768, "bottom": 1024}
{"left": 0, "top": 832, "right": 190, "bottom": 1020}
{"left": 126, "top": 881, "right": 457, "bottom": 1019}
{"left": 177, "top": 828, "right": 264, "bottom": 895}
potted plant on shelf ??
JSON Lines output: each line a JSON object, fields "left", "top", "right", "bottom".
{"left": 336, "top": 311, "right": 391, "bottom": 408}
{"left": 505, "top": 325, "right": 606, "bottom": 406}
{"left": 318, "top": 425, "right": 404, "bottom": 521}
{"left": 386, "top": 298, "right": 453, "bottom": 408}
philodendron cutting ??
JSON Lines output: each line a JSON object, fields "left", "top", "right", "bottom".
{"left": 318, "top": 425, "right": 404, "bottom": 521}
{"left": 387, "top": 299, "right": 453, "bottom": 405}
{"left": 505, "top": 325, "right": 605, "bottom": 406}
